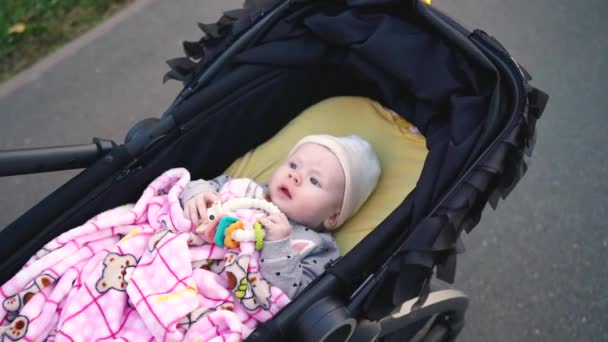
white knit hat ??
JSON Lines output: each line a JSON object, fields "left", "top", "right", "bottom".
{"left": 289, "top": 134, "right": 381, "bottom": 229}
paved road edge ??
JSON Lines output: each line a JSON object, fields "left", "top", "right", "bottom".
{"left": 0, "top": 0, "right": 160, "bottom": 99}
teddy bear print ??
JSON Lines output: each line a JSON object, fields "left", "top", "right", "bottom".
{"left": 148, "top": 229, "right": 170, "bottom": 251}
{"left": 0, "top": 316, "right": 29, "bottom": 341}
{"left": 241, "top": 272, "right": 271, "bottom": 311}
{"left": 178, "top": 307, "right": 211, "bottom": 330}
{"left": 224, "top": 253, "right": 249, "bottom": 292}
{"left": 223, "top": 254, "right": 272, "bottom": 311}
{"left": 178, "top": 302, "right": 236, "bottom": 329}
{"left": 209, "top": 251, "right": 239, "bottom": 274}
{"left": 187, "top": 232, "right": 206, "bottom": 246}
{"left": 2, "top": 295, "right": 21, "bottom": 314}
{"left": 2, "top": 274, "right": 55, "bottom": 313}
{"left": 96, "top": 253, "right": 137, "bottom": 293}
{"left": 216, "top": 302, "right": 236, "bottom": 312}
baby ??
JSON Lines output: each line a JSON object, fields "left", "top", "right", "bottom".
{"left": 180, "top": 134, "right": 380, "bottom": 298}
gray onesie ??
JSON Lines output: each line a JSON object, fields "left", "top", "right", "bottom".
{"left": 179, "top": 175, "right": 340, "bottom": 299}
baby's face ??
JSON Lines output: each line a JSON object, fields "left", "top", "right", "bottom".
{"left": 268, "top": 143, "right": 345, "bottom": 229}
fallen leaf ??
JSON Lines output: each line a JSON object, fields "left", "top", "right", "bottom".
{"left": 8, "top": 23, "right": 27, "bottom": 34}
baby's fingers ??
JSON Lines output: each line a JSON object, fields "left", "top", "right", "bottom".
{"left": 187, "top": 201, "right": 200, "bottom": 225}
{"left": 183, "top": 204, "right": 190, "bottom": 219}
{"left": 258, "top": 217, "right": 274, "bottom": 228}
{"left": 275, "top": 213, "right": 288, "bottom": 224}
{"left": 195, "top": 196, "right": 208, "bottom": 222}
{"left": 204, "top": 192, "right": 220, "bottom": 205}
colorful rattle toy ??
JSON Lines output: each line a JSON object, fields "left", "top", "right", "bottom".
{"left": 196, "top": 198, "right": 280, "bottom": 251}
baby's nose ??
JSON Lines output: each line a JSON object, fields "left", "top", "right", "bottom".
{"left": 288, "top": 172, "right": 301, "bottom": 184}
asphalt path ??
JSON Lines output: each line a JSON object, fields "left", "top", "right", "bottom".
{"left": 432, "top": 1, "right": 608, "bottom": 341}
{"left": 0, "top": 0, "right": 606, "bottom": 341}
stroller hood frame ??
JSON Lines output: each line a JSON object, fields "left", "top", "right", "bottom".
{"left": 0, "top": 0, "right": 547, "bottom": 340}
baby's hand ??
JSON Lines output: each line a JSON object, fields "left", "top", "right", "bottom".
{"left": 259, "top": 213, "right": 292, "bottom": 241}
{"left": 184, "top": 192, "right": 220, "bottom": 226}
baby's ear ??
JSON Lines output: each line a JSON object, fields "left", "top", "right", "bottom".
{"left": 322, "top": 210, "right": 341, "bottom": 231}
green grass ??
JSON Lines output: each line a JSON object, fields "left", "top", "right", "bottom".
{"left": 0, "top": 0, "right": 133, "bottom": 83}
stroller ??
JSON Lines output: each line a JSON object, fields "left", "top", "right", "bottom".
{"left": 0, "top": 0, "right": 548, "bottom": 340}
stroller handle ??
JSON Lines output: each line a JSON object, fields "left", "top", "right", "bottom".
{"left": 0, "top": 138, "right": 116, "bottom": 176}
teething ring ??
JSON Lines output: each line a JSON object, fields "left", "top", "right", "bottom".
{"left": 253, "top": 221, "right": 264, "bottom": 251}
{"left": 211, "top": 198, "right": 281, "bottom": 249}
{"left": 222, "top": 198, "right": 280, "bottom": 216}
{"left": 224, "top": 221, "right": 244, "bottom": 249}
{"left": 214, "top": 216, "right": 239, "bottom": 247}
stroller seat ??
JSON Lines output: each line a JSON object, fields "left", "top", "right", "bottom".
{"left": 222, "top": 96, "right": 427, "bottom": 253}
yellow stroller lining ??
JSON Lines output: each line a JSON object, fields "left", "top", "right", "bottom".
{"left": 223, "top": 96, "right": 428, "bottom": 254}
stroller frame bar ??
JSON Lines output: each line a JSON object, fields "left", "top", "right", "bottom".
{"left": 0, "top": 138, "right": 116, "bottom": 176}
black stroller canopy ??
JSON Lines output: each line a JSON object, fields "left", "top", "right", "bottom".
{"left": 160, "top": 0, "right": 538, "bottom": 319}
{"left": 230, "top": 1, "right": 496, "bottom": 217}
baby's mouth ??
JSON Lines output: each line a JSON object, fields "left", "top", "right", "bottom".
{"left": 279, "top": 185, "right": 292, "bottom": 199}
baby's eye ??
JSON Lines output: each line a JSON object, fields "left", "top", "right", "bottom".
{"left": 310, "top": 177, "right": 321, "bottom": 187}
{"left": 289, "top": 162, "right": 297, "bottom": 169}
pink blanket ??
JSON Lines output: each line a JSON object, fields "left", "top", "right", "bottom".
{"left": 0, "top": 168, "right": 289, "bottom": 342}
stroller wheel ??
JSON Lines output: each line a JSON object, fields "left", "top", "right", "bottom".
{"left": 294, "top": 297, "right": 356, "bottom": 342}
{"left": 420, "top": 323, "right": 449, "bottom": 342}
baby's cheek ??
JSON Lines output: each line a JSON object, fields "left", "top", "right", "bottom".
{"left": 291, "top": 200, "right": 320, "bottom": 225}
{"left": 279, "top": 205, "right": 299, "bottom": 223}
